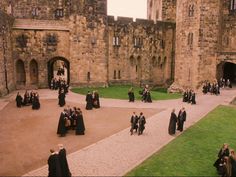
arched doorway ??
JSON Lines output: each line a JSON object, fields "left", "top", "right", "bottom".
{"left": 48, "top": 57, "right": 70, "bottom": 86}
{"left": 223, "top": 62, "right": 236, "bottom": 83}
{"left": 16, "top": 59, "right": 26, "bottom": 85}
{"left": 30, "top": 59, "right": 38, "bottom": 84}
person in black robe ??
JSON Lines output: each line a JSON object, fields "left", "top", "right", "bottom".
{"left": 138, "top": 112, "right": 146, "bottom": 135}
{"left": 32, "top": 93, "right": 40, "bottom": 110}
{"left": 23, "top": 90, "right": 30, "bottom": 106}
{"left": 92, "top": 91, "right": 100, "bottom": 108}
{"left": 214, "top": 143, "right": 230, "bottom": 171}
{"left": 145, "top": 90, "right": 152, "bottom": 103}
{"left": 177, "top": 107, "right": 186, "bottom": 132}
{"left": 128, "top": 87, "right": 135, "bottom": 102}
{"left": 48, "top": 149, "right": 62, "bottom": 177}
{"left": 75, "top": 110, "right": 85, "bottom": 135}
{"left": 15, "top": 92, "right": 23, "bottom": 108}
{"left": 58, "top": 144, "right": 71, "bottom": 177}
{"left": 58, "top": 90, "right": 66, "bottom": 107}
{"left": 183, "top": 90, "right": 188, "bottom": 102}
{"left": 57, "top": 110, "right": 67, "bottom": 137}
{"left": 190, "top": 91, "right": 196, "bottom": 105}
{"left": 168, "top": 109, "right": 177, "bottom": 135}
{"left": 85, "top": 91, "right": 93, "bottom": 110}
{"left": 230, "top": 149, "right": 236, "bottom": 177}
{"left": 130, "top": 112, "right": 139, "bottom": 135}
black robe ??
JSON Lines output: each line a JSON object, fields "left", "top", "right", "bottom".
{"left": 75, "top": 113, "right": 85, "bottom": 135}
{"left": 128, "top": 91, "right": 135, "bottom": 102}
{"left": 58, "top": 148, "right": 71, "bottom": 177}
{"left": 16, "top": 95, "right": 23, "bottom": 107}
{"left": 145, "top": 92, "right": 152, "bottom": 103}
{"left": 213, "top": 148, "right": 230, "bottom": 170}
{"left": 85, "top": 93, "right": 93, "bottom": 110}
{"left": 191, "top": 93, "right": 196, "bottom": 104}
{"left": 48, "top": 153, "right": 62, "bottom": 177}
{"left": 32, "top": 97, "right": 40, "bottom": 110}
{"left": 58, "top": 92, "right": 66, "bottom": 107}
{"left": 138, "top": 116, "right": 146, "bottom": 135}
{"left": 130, "top": 115, "right": 138, "bottom": 134}
{"left": 177, "top": 110, "right": 186, "bottom": 132}
{"left": 57, "top": 112, "right": 67, "bottom": 136}
{"left": 168, "top": 112, "right": 177, "bottom": 135}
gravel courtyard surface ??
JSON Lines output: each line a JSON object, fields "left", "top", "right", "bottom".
{"left": 0, "top": 98, "right": 159, "bottom": 176}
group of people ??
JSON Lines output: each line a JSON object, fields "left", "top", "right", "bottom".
{"left": 202, "top": 81, "right": 221, "bottom": 95}
{"left": 48, "top": 144, "right": 71, "bottom": 177}
{"left": 130, "top": 112, "right": 146, "bottom": 135}
{"left": 128, "top": 85, "right": 152, "bottom": 103}
{"left": 15, "top": 90, "right": 40, "bottom": 110}
{"left": 168, "top": 107, "right": 187, "bottom": 135}
{"left": 85, "top": 91, "right": 100, "bottom": 110}
{"left": 182, "top": 89, "right": 196, "bottom": 104}
{"left": 213, "top": 143, "right": 236, "bottom": 177}
{"left": 57, "top": 67, "right": 65, "bottom": 76}
{"left": 50, "top": 77, "right": 69, "bottom": 93}
{"left": 57, "top": 107, "right": 85, "bottom": 137}
{"left": 218, "top": 78, "right": 233, "bottom": 89}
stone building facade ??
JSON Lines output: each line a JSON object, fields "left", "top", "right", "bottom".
{"left": 148, "top": 0, "right": 236, "bottom": 91}
{"left": 0, "top": 0, "right": 175, "bottom": 96}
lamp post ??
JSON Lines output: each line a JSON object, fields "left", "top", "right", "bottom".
{"left": 1, "top": 25, "right": 9, "bottom": 94}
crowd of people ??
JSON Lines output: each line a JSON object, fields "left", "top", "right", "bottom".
{"left": 50, "top": 77, "right": 69, "bottom": 93}
{"left": 15, "top": 90, "right": 40, "bottom": 110}
{"left": 57, "top": 107, "right": 85, "bottom": 137}
{"left": 182, "top": 89, "right": 196, "bottom": 104}
{"left": 85, "top": 91, "right": 100, "bottom": 110}
{"left": 130, "top": 112, "right": 146, "bottom": 135}
{"left": 213, "top": 143, "right": 236, "bottom": 177}
{"left": 202, "top": 79, "right": 232, "bottom": 95}
{"left": 168, "top": 107, "right": 187, "bottom": 135}
{"left": 48, "top": 144, "right": 71, "bottom": 177}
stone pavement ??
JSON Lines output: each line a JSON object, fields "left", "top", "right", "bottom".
{"left": 1, "top": 88, "right": 235, "bottom": 176}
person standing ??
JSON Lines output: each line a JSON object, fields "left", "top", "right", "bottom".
{"left": 130, "top": 112, "right": 138, "bottom": 135}
{"left": 85, "top": 91, "right": 93, "bottom": 110}
{"left": 75, "top": 109, "right": 85, "bottom": 135}
{"left": 93, "top": 90, "right": 100, "bottom": 108}
{"left": 15, "top": 92, "right": 23, "bottom": 108}
{"left": 214, "top": 143, "right": 230, "bottom": 171}
{"left": 58, "top": 90, "right": 66, "bottom": 107}
{"left": 57, "top": 110, "right": 67, "bottom": 137}
{"left": 168, "top": 109, "right": 177, "bottom": 135}
{"left": 48, "top": 149, "right": 62, "bottom": 177}
{"left": 177, "top": 107, "right": 187, "bottom": 132}
{"left": 138, "top": 112, "right": 146, "bottom": 135}
{"left": 128, "top": 87, "right": 135, "bottom": 102}
{"left": 58, "top": 144, "right": 71, "bottom": 177}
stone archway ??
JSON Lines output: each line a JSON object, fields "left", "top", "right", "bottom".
{"left": 29, "top": 59, "right": 38, "bottom": 85}
{"left": 47, "top": 57, "right": 70, "bottom": 87}
{"left": 16, "top": 59, "right": 26, "bottom": 85}
{"left": 217, "top": 61, "right": 236, "bottom": 83}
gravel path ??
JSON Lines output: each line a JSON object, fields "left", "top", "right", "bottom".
{"left": 1, "top": 88, "right": 236, "bottom": 176}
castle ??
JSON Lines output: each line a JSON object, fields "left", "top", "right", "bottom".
{"left": 0, "top": 0, "right": 235, "bottom": 96}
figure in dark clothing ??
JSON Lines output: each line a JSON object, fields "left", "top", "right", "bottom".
{"left": 214, "top": 143, "right": 230, "bottom": 171}
{"left": 130, "top": 112, "right": 139, "bottom": 135}
{"left": 85, "top": 91, "right": 93, "bottom": 110}
{"left": 75, "top": 110, "right": 85, "bottom": 135}
{"left": 230, "top": 150, "right": 236, "bottom": 177}
{"left": 138, "top": 112, "right": 146, "bottom": 135}
{"left": 58, "top": 90, "right": 66, "bottom": 107}
{"left": 58, "top": 144, "right": 71, "bottom": 177}
{"left": 92, "top": 91, "right": 100, "bottom": 108}
{"left": 23, "top": 90, "right": 30, "bottom": 106}
{"left": 168, "top": 109, "right": 177, "bottom": 135}
{"left": 57, "top": 110, "right": 67, "bottom": 137}
{"left": 183, "top": 90, "right": 188, "bottom": 102}
{"left": 32, "top": 93, "right": 40, "bottom": 110}
{"left": 177, "top": 107, "right": 186, "bottom": 132}
{"left": 190, "top": 91, "right": 196, "bottom": 105}
{"left": 128, "top": 87, "right": 135, "bottom": 102}
{"left": 16, "top": 92, "right": 23, "bottom": 108}
{"left": 48, "top": 149, "right": 62, "bottom": 177}
{"left": 145, "top": 90, "right": 152, "bottom": 103}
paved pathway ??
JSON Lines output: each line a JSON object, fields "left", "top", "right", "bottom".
{"left": 1, "top": 88, "right": 236, "bottom": 176}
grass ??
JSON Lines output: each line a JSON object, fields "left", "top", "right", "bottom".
{"left": 71, "top": 85, "right": 181, "bottom": 100}
{"left": 126, "top": 105, "right": 236, "bottom": 176}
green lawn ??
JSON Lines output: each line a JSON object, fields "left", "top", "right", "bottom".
{"left": 71, "top": 85, "right": 181, "bottom": 100}
{"left": 127, "top": 105, "right": 236, "bottom": 176}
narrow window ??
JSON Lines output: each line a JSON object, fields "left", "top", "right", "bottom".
{"left": 113, "top": 70, "right": 116, "bottom": 79}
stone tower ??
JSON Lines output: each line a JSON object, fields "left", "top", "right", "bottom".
{"left": 147, "top": 0, "right": 176, "bottom": 22}
{"left": 171, "top": 0, "right": 221, "bottom": 91}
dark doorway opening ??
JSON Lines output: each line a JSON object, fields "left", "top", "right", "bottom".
{"left": 16, "top": 59, "right": 26, "bottom": 85}
{"left": 47, "top": 57, "right": 70, "bottom": 87}
{"left": 223, "top": 62, "right": 236, "bottom": 83}
{"left": 30, "top": 59, "right": 38, "bottom": 85}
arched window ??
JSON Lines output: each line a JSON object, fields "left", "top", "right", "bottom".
{"left": 188, "top": 4, "right": 194, "bottom": 17}
{"left": 16, "top": 60, "right": 26, "bottom": 85}
{"left": 113, "top": 70, "right": 116, "bottom": 79}
{"left": 187, "top": 32, "right": 194, "bottom": 47}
